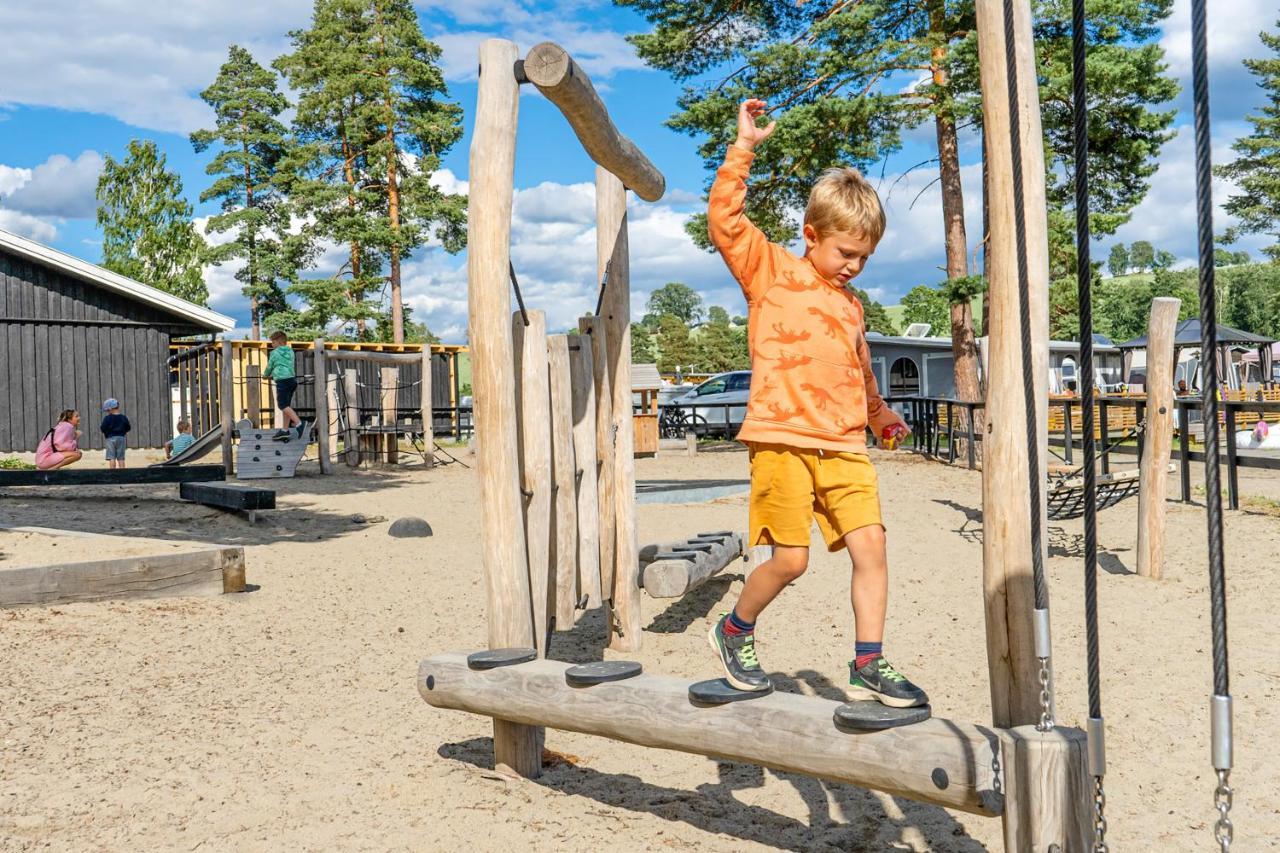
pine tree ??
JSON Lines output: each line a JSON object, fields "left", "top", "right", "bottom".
{"left": 191, "top": 45, "right": 299, "bottom": 338}
{"left": 656, "top": 314, "right": 701, "bottom": 373}
{"left": 276, "top": 0, "right": 466, "bottom": 344}
{"left": 96, "top": 140, "right": 208, "bottom": 304}
{"left": 1218, "top": 19, "right": 1280, "bottom": 260}
{"left": 631, "top": 322, "right": 659, "bottom": 363}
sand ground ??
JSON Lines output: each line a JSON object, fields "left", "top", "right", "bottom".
{"left": 1, "top": 445, "right": 1278, "bottom": 851}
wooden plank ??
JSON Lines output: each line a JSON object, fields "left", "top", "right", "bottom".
{"left": 514, "top": 311, "right": 553, "bottom": 654}
{"left": 523, "top": 43, "right": 664, "bottom": 202}
{"left": 0, "top": 546, "right": 246, "bottom": 608}
{"left": 469, "top": 38, "right": 541, "bottom": 778}
{"left": 0, "top": 465, "right": 226, "bottom": 487}
{"left": 420, "top": 349, "right": 434, "bottom": 467}
{"left": 547, "top": 334, "right": 578, "bottom": 628}
{"left": 21, "top": 323, "right": 37, "bottom": 449}
{"left": 999, "top": 726, "right": 1091, "bottom": 851}
{"left": 220, "top": 339, "right": 235, "bottom": 473}
{"left": 313, "top": 340, "right": 332, "bottom": 474}
{"left": 324, "top": 349, "right": 424, "bottom": 365}
{"left": 246, "top": 365, "right": 262, "bottom": 428}
{"left": 179, "top": 481, "right": 275, "bottom": 511}
{"left": 568, "top": 336, "right": 602, "bottom": 608}
{"left": 418, "top": 652, "right": 1003, "bottom": 816}
{"left": 344, "top": 368, "right": 360, "bottom": 467}
{"left": 975, "top": 0, "right": 1053, "bottom": 731}
{"left": 579, "top": 316, "right": 615, "bottom": 612}
{"left": 597, "top": 167, "right": 641, "bottom": 652}
{"left": 381, "top": 366, "right": 399, "bottom": 465}
{"left": 1137, "top": 297, "right": 1180, "bottom": 579}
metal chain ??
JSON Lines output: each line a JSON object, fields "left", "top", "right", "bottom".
{"left": 1093, "top": 776, "right": 1109, "bottom": 853}
{"left": 1036, "top": 656, "right": 1054, "bottom": 731}
{"left": 1215, "top": 770, "right": 1233, "bottom": 851}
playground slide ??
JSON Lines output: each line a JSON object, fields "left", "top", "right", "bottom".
{"left": 152, "top": 424, "right": 223, "bottom": 467}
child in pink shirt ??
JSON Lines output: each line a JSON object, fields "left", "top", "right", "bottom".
{"left": 35, "top": 409, "right": 83, "bottom": 470}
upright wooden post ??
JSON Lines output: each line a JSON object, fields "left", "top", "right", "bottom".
{"left": 977, "top": 3, "right": 1088, "bottom": 850}
{"left": 313, "top": 340, "right": 332, "bottom": 474}
{"left": 469, "top": 38, "right": 541, "bottom": 777}
{"left": 219, "top": 339, "right": 234, "bottom": 475}
{"left": 596, "top": 166, "right": 641, "bottom": 652}
{"left": 344, "top": 368, "right": 360, "bottom": 468}
{"left": 326, "top": 373, "right": 339, "bottom": 466}
{"left": 568, "top": 337, "right": 603, "bottom": 608}
{"left": 514, "top": 311, "right": 553, "bottom": 655}
{"left": 246, "top": 365, "right": 262, "bottom": 428}
{"left": 421, "top": 348, "right": 435, "bottom": 468}
{"left": 1137, "top": 297, "right": 1180, "bottom": 579}
{"left": 547, "top": 334, "right": 579, "bottom": 628}
{"left": 579, "top": 316, "right": 616, "bottom": 609}
{"left": 381, "top": 366, "right": 399, "bottom": 465}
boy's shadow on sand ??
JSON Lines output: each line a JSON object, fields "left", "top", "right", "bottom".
{"left": 438, "top": 667, "right": 987, "bottom": 852}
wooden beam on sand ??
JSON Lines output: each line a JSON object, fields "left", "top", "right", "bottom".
{"left": 418, "top": 652, "right": 1007, "bottom": 816}
{"left": 522, "top": 43, "right": 665, "bottom": 202}
{"left": 1, "top": 547, "right": 246, "bottom": 608}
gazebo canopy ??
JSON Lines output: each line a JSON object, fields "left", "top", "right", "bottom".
{"left": 1117, "top": 318, "right": 1274, "bottom": 350}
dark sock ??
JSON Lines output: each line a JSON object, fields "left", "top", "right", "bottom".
{"left": 854, "top": 641, "right": 883, "bottom": 670}
{"left": 723, "top": 609, "right": 755, "bottom": 637}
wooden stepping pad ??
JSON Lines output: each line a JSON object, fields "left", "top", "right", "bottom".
{"left": 688, "top": 678, "right": 773, "bottom": 705}
{"left": 565, "top": 661, "right": 643, "bottom": 686}
{"left": 466, "top": 648, "right": 536, "bottom": 670}
{"left": 833, "top": 701, "right": 932, "bottom": 731}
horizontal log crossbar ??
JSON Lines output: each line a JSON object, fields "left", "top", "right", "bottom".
{"left": 418, "top": 652, "right": 1005, "bottom": 816}
{"left": 0, "top": 465, "right": 226, "bottom": 487}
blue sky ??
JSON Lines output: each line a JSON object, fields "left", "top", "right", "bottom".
{"left": 0, "top": 0, "right": 1275, "bottom": 342}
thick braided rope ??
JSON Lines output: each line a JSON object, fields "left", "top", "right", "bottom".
{"left": 1001, "top": 0, "right": 1049, "bottom": 611}
{"left": 1071, "top": 0, "right": 1103, "bottom": 722}
{"left": 1190, "top": 0, "right": 1229, "bottom": 698}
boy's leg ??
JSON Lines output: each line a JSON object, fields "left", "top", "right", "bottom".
{"left": 733, "top": 545, "right": 809, "bottom": 622}
{"left": 283, "top": 405, "right": 301, "bottom": 428}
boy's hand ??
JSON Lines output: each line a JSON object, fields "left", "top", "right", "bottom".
{"left": 734, "top": 99, "right": 777, "bottom": 151}
{"left": 881, "top": 422, "right": 909, "bottom": 451}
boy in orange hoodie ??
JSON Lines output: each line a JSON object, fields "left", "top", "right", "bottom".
{"left": 706, "top": 99, "right": 925, "bottom": 708}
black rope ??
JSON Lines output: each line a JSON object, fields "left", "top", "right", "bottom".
{"left": 509, "top": 261, "right": 530, "bottom": 327}
{"left": 594, "top": 259, "right": 613, "bottom": 318}
{"left": 1002, "top": 0, "right": 1049, "bottom": 611}
{"left": 1190, "top": 0, "right": 1229, "bottom": 699}
{"left": 1071, "top": 0, "right": 1103, "bottom": 723}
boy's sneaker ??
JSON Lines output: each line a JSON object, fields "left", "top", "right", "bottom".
{"left": 707, "top": 613, "right": 771, "bottom": 692}
{"left": 848, "top": 656, "right": 928, "bottom": 708}
{"left": 272, "top": 429, "right": 292, "bottom": 441}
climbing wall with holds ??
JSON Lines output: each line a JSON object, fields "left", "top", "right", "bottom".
{"left": 235, "top": 419, "right": 312, "bottom": 479}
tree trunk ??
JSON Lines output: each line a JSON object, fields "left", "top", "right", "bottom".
{"left": 244, "top": 137, "right": 260, "bottom": 340}
{"left": 930, "top": 1, "right": 983, "bottom": 454}
{"left": 341, "top": 124, "right": 365, "bottom": 338}
{"left": 386, "top": 123, "right": 404, "bottom": 344}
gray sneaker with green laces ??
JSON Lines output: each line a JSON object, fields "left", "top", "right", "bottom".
{"left": 848, "top": 656, "right": 929, "bottom": 708}
{"left": 707, "top": 613, "right": 771, "bottom": 692}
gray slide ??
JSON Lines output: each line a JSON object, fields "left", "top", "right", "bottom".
{"left": 152, "top": 424, "right": 223, "bottom": 467}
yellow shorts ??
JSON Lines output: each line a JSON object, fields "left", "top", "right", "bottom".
{"left": 748, "top": 443, "right": 883, "bottom": 552}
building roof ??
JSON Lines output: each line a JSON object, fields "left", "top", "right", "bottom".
{"left": 867, "top": 333, "right": 1120, "bottom": 353}
{"left": 632, "top": 363, "right": 663, "bottom": 391}
{"left": 0, "top": 228, "right": 234, "bottom": 332}
{"left": 1117, "top": 318, "right": 1274, "bottom": 350}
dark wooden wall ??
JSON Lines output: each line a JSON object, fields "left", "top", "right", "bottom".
{"left": 0, "top": 248, "right": 212, "bottom": 452}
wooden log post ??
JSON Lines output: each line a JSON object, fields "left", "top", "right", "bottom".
{"left": 344, "top": 368, "right": 360, "bottom": 468}
{"left": 326, "top": 373, "right": 339, "bottom": 467}
{"left": 313, "top": 340, "right": 332, "bottom": 474}
{"left": 579, "top": 316, "right": 616, "bottom": 611}
{"left": 219, "top": 339, "right": 234, "bottom": 475}
{"left": 514, "top": 311, "right": 554, "bottom": 655}
{"left": 597, "top": 167, "right": 642, "bottom": 652}
{"left": 522, "top": 43, "right": 665, "bottom": 203}
{"left": 246, "top": 365, "right": 262, "bottom": 428}
{"left": 640, "top": 533, "right": 744, "bottom": 599}
{"left": 1137, "top": 297, "right": 1181, "bottom": 579}
{"left": 468, "top": 38, "right": 541, "bottom": 777}
{"left": 381, "top": 366, "right": 399, "bottom": 465}
{"left": 421, "top": 348, "right": 435, "bottom": 468}
{"left": 547, "top": 335, "right": 579, "bottom": 629}
{"left": 568, "top": 336, "right": 603, "bottom": 609}
{"left": 976, "top": 3, "right": 1088, "bottom": 850}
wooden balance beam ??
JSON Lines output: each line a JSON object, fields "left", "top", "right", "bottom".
{"left": 419, "top": 651, "right": 1014, "bottom": 816}
{"left": 639, "top": 532, "right": 744, "bottom": 598}
{"left": 0, "top": 465, "right": 225, "bottom": 487}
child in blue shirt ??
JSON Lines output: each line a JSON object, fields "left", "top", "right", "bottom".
{"left": 100, "top": 398, "right": 131, "bottom": 469}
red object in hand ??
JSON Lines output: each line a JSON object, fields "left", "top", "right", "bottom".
{"left": 881, "top": 424, "right": 906, "bottom": 450}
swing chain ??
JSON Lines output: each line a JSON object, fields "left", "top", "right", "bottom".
{"left": 1036, "top": 657, "right": 1054, "bottom": 731}
{"left": 1214, "top": 769, "right": 1233, "bottom": 851}
{"left": 1092, "top": 776, "right": 1108, "bottom": 853}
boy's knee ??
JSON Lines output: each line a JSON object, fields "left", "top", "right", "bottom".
{"left": 773, "top": 549, "right": 809, "bottom": 580}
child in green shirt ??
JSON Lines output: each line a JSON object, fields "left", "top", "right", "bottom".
{"left": 264, "top": 331, "right": 304, "bottom": 440}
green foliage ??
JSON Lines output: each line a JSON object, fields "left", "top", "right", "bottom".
{"left": 191, "top": 45, "right": 299, "bottom": 337}
{"left": 646, "top": 281, "right": 704, "bottom": 325}
{"left": 0, "top": 457, "right": 36, "bottom": 470}
{"left": 697, "top": 321, "right": 750, "bottom": 372}
{"left": 1107, "top": 243, "right": 1129, "bottom": 277}
{"left": 900, "top": 284, "right": 950, "bottom": 334}
{"left": 707, "top": 305, "right": 731, "bottom": 327}
{"left": 1093, "top": 267, "right": 1200, "bottom": 342}
{"left": 1217, "top": 21, "right": 1280, "bottom": 260}
{"left": 1129, "top": 240, "right": 1155, "bottom": 272}
{"left": 655, "top": 314, "right": 700, "bottom": 373}
{"left": 1215, "top": 248, "right": 1252, "bottom": 267}
{"left": 1218, "top": 262, "right": 1280, "bottom": 338}
{"left": 853, "top": 287, "right": 898, "bottom": 335}
{"left": 96, "top": 139, "right": 208, "bottom": 305}
{"left": 631, "top": 322, "right": 659, "bottom": 363}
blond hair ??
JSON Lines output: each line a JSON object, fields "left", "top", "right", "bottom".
{"left": 804, "top": 167, "right": 885, "bottom": 242}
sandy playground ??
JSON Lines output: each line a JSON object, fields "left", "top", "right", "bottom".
{"left": 1, "top": 444, "right": 1278, "bottom": 851}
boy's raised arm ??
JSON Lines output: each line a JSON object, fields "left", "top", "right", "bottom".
{"left": 707, "top": 99, "right": 781, "bottom": 304}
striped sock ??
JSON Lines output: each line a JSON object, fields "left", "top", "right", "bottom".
{"left": 854, "top": 641, "right": 883, "bottom": 670}
{"left": 723, "top": 609, "right": 755, "bottom": 637}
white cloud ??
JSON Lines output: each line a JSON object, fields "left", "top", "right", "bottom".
{"left": 1160, "top": 0, "right": 1275, "bottom": 79}
{"left": 2, "top": 151, "right": 104, "bottom": 219}
{"left": 0, "top": 165, "right": 32, "bottom": 196}
{"left": 0, "top": 209, "right": 57, "bottom": 242}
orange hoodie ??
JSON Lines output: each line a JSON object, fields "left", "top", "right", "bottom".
{"left": 708, "top": 146, "right": 903, "bottom": 454}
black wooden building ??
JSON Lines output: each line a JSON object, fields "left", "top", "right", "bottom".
{"left": 0, "top": 229, "right": 234, "bottom": 452}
